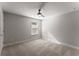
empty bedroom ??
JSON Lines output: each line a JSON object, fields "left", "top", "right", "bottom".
{"left": 0, "top": 2, "right": 79, "bottom": 56}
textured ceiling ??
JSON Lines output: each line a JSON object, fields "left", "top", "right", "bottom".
{"left": 1, "top": 2, "right": 79, "bottom": 19}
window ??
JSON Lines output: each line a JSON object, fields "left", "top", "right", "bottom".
{"left": 31, "top": 21, "right": 39, "bottom": 35}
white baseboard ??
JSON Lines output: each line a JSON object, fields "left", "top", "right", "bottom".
{"left": 43, "top": 37, "right": 79, "bottom": 49}
{"left": 4, "top": 38, "right": 79, "bottom": 50}
{"left": 3, "top": 39, "right": 34, "bottom": 47}
{"left": 59, "top": 42, "right": 79, "bottom": 49}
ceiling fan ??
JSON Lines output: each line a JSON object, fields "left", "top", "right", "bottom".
{"left": 37, "top": 2, "right": 46, "bottom": 17}
{"left": 37, "top": 9, "right": 45, "bottom": 17}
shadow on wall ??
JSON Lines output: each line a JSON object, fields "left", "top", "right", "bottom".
{"left": 42, "top": 18, "right": 61, "bottom": 44}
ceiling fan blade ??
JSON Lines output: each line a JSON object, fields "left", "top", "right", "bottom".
{"left": 40, "top": 14, "right": 45, "bottom": 17}
{"left": 39, "top": 2, "right": 47, "bottom": 9}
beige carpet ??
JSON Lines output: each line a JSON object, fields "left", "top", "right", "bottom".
{"left": 1, "top": 39, "right": 79, "bottom": 56}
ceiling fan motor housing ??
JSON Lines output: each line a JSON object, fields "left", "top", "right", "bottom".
{"left": 37, "top": 9, "right": 42, "bottom": 15}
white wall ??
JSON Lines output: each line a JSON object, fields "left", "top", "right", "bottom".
{"left": 0, "top": 6, "right": 3, "bottom": 55}
{"left": 42, "top": 10, "right": 79, "bottom": 48}
{"left": 4, "top": 12, "right": 42, "bottom": 46}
